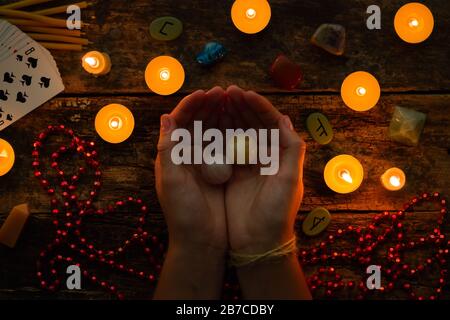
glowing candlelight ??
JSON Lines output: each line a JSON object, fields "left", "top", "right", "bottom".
{"left": 339, "top": 169, "right": 353, "bottom": 184}
{"left": 95, "top": 104, "right": 135, "bottom": 144}
{"left": 84, "top": 56, "right": 99, "bottom": 68}
{"left": 408, "top": 18, "right": 419, "bottom": 28}
{"left": 390, "top": 176, "right": 401, "bottom": 187}
{"left": 394, "top": 3, "right": 434, "bottom": 44}
{"left": 159, "top": 68, "right": 170, "bottom": 81}
{"left": 145, "top": 56, "right": 185, "bottom": 96}
{"left": 81, "top": 51, "right": 111, "bottom": 76}
{"left": 246, "top": 8, "right": 256, "bottom": 19}
{"left": 231, "top": 0, "right": 271, "bottom": 34}
{"left": 381, "top": 167, "right": 406, "bottom": 191}
{"left": 324, "top": 155, "right": 364, "bottom": 194}
{"left": 0, "top": 138, "right": 15, "bottom": 176}
{"left": 356, "top": 86, "right": 367, "bottom": 97}
{"left": 108, "top": 116, "right": 123, "bottom": 130}
{"left": 341, "top": 71, "right": 380, "bottom": 112}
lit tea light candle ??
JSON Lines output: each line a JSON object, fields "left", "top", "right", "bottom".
{"left": 82, "top": 51, "right": 112, "bottom": 76}
{"left": 231, "top": 0, "right": 271, "bottom": 34}
{"left": 95, "top": 104, "right": 135, "bottom": 144}
{"left": 381, "top": 167, "right": 406, "bottom": 191}
{"left": 145, "top": 56, "right": 185, "bottom": 96}
{"left": 394, "top": 2, "right": 434, "bottom": 44}
{"left": 341, "top": 71, "right": 380, "bottom": 112}
{"left": 0, "top": 138, "right": 15, "bottom": 176}
{"left": 324, "top": 155, "right": 364, "bottom": 194}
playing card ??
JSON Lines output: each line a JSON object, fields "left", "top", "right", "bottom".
{"left": 0, "top": 25, "right": 20, "bottom": 59}
{"left": 0, "top": 41, "right": 65, "bottom": 131}
{"left": 0, "top": 21, "right": 24, "bottom": 62}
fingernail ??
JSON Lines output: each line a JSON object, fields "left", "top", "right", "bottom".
{"left": 283, "top": 115, "right": 294, "bottom": 131}
{"left": 160, "top": 114, "right": 171, "bottom": 132}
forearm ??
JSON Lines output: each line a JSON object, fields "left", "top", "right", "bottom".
{"left": 154, "top": 244, "right": 226, "bottom": 300}
{"left": 237, "top": 255, "right": 312, "bottom": 300}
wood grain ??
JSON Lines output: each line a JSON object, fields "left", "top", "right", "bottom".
{"left": 0, "top": 94, "right": 448, "bottom": 214}
{"left": 3, "top": 0, "right": 447, "bottom": 94}
{"left": 0, "top": 210, "right": 447, "bottom": 299}
{"left": 0, "top": 0, "right": 448, "bottom": 300}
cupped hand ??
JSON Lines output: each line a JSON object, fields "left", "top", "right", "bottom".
{"left": 155, "top": 86, "right": 228, "bottom": 254}
{"left": 223, "top": 85, "right": 306, "bottom": 254}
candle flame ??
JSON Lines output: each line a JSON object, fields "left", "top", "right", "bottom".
{"left": 409, "top": 18, "right": 419, "bottom": 28}
{"left": 339, "top": 170, "right": 353, "bottom": 184}
{"left": 356, "top": 86, "right": 367, "bottom": 97}
{"left": 246, "top": 8, "right": 256, "bottom": 19}
{"left": 85, "top": 57, "right": 99, "bottom": 68}
{"left": 159, "top": 68, "right": 170, "bottom": 81}
{"left": 389, "top": 175, "right": 401, "bottom": 187}
{"left": 109, "top": 117, "right": 123, "bottom": 130}
{"left": 0, "top": 149, "right": 8, "bottom": 158}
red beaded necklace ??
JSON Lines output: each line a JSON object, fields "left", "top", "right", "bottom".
{"left": 32, "top": 125, "right": 448, "bottom": 300}
{"left": 300, "top": 192, "right": 448, "bottom": 300}
{"left": 32, "top": 125, "right": 164, "bottom": 299}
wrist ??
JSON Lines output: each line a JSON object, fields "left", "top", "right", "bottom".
{"left": 237, "top": 252, "right": 298, "bottom": 271}
{"left": 231, "top": 231, "right": 296, "bottom": 255}
{"left": 168, "top": 241, "right": 227, "bottom": 265}
{"left": 230, "top": 235, "right": 297, "bottom": 269}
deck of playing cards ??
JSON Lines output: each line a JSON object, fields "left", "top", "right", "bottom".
{"left": 0, "top": 19, "right": 65, "bottom": 131}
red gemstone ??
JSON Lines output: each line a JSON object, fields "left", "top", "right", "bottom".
{"left": 270, "top": 54, "right": 303, "bottom": 90}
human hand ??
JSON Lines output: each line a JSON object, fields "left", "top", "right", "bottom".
{"left": 223, "top": 85, "right": 306, "bottom": 254}
{"left": 155, "top": 87, "right": 228, "bottom": 255}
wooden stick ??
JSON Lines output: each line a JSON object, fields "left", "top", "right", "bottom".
{"left": 33, "top": 2, "right": 90, "bottom": 16}
{"left": 0, "top": 9, "right": 71, "bottom": 27}
{"left": 4, "top": 18, "right": 47, "bottom": 27}
{"left": 5, "top": 18, "right": 89, "bottom": 28}
{"left": 28, "top": 33, "right": 89, "bottom": 45}
{"left": 0, "top": 0, "right": 58, "bottom": 10}
{"left": 38, "top": 42, "right": 83, "bottom": 51}
{"left": 18, "top": 26, "right": 82, "bottom": 37}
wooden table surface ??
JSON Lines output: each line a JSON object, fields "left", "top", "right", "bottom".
{"left": 0, "top": 0, "right": 449, "bottom": 299}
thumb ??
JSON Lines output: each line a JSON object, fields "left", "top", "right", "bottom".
{"left": 157, "top": 114, "right": 178, "bottom": 166}
{"left": 278, "top": 115, "right": 306, "bottom": 181}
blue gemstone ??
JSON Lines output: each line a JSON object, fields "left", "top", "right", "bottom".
{"left": 196, "top": 42, "right": 227, "bottom": 66}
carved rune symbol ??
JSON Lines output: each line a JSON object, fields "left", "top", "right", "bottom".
{"left": 316, "top": 118, "right": 328, "bottom": 136}
{"left": 159, "top": 21, "right": 174, "bottom": 35}
{"left": 310, "top": 216, "right": 325, "bottom": 231}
